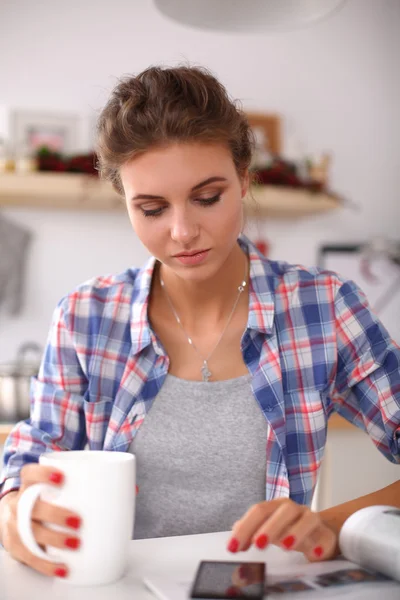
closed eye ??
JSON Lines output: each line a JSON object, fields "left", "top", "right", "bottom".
{"left": 140, "top": 193, "right": 221, "bottom": 218}
{"left": 197, "top": 193, "right": 221, "bottom": 206}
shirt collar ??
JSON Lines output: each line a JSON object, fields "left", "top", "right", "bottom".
{"left": 129, "top": 234, "right": 276, "bottom": 355}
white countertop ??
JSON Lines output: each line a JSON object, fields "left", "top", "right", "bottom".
{"left": 1, "top": 531, "right": 399, "bottom": 600}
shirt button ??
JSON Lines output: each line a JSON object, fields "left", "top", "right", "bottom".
{"left": 265, "top": 404, "right": 273, "bottom": 412}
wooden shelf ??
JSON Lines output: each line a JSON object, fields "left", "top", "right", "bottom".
{"left": 247, "top": 185, "right": 340, "bottom": 218}
{"left": 0, "top": 172, "right": 340, "bottom": 217}
{"left": 0, "top": 172, "right": 124, "bottom": 211}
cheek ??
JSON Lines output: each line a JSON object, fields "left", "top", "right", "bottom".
{"left": 127, "top": 209, "right": 165, "bottom": 250}
{"left": 211, "top": 198, "right": 243, "bottom": 236}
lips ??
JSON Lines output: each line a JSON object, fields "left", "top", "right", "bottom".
{"left": 174, "top": 249, "right": 209, "bottom": 257}
{"left": 173, "top": 249, "right": 211, "bottom": 266}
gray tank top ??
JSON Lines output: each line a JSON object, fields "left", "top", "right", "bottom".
{"left": 129, "top": 373, "right": 269, "bottom": 539}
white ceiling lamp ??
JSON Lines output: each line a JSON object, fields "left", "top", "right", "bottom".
{"left": 154, "top": 0, "right": 348, "bottom": 32}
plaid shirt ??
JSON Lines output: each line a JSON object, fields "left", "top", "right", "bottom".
{"left": 1, "top": 235, "right": 399, "bottom": 504}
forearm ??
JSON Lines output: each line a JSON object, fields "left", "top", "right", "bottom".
{"left": 319, "top": 479, "right": 400, "bottom": 557}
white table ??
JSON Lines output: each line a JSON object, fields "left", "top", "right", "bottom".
{"left": 0, "top": 531, "right": 399, "bottom": 600}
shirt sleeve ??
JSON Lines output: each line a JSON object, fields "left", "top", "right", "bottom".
{"left": 330, "top": 279, "right": 400, "bottom": 464}
{"left": 0, "top": 301, "right": 88, "bottom": 499}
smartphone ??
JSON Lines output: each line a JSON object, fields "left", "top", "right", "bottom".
{"left": 190, "top": 560, "right": 266, "bottom": 599}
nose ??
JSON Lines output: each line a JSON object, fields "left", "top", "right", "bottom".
{"left": 170, "top": 207, "right": 199, "bottom": 245}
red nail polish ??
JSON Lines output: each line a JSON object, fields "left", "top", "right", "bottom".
{"left": 282, "top": 535, "right": 295, "bottom": 549}
{"left": 314, "top": 546, "right": 323, "bottom": 558}
{"left": 54, "top": 567, "right": 67, "bottom": 578}
{"left": 49, "top": 472, "right": 63, "bottom": 485}
{"left": 225, "top": 587, "right": 239, "bottom": 597}
{"left": 66, "top": 516, "right": 81, "bottom": 529}
{"left": 64, "top": 537, "right": 80, "bottom": 549}
{"left": 255, "top": 533, "right": 268, "bottom": 549}
{"left": 227, "top": 538, "right": 239, "bottom": 553}
{"left": 136, "top": 485, "right": 139, "bottom": 494}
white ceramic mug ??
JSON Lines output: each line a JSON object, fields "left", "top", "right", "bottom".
{"left": 16, "top": 450, "right": 136, "bottom": 586}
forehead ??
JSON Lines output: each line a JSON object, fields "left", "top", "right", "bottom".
{"left": 120, "top": 142, "right": 236, "bottom": 192}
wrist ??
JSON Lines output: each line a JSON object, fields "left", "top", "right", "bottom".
{"left": 318, "top": 507, "right": 347, "bottom": 559}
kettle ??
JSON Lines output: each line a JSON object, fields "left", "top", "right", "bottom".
{"left": 0, "top": 342, "right": 43, "bottom": 423}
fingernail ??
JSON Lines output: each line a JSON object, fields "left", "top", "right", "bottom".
{"left": 255, "top": 533, "right": 269, "bottom": 549}
{"left": 136, "top": 485, "right": 139, "bottom": 494}
{"left": 66, "top": 516, "right": 81, "bottom": 529}
{"left": 282, "top": 535, "right": 295, "bottom": 549}
{"left": 227, "top": 537, "right": 239, "bottom": 553}
{"left": 314, "top": 546, "right": 324, "bottom": 558}
{"left": 54, "top": 567, "right": 67, "bottom": 578}
{"left": 64, "top": 537, "right": 80, "bottom": 549}
{"left": 225, "top": 587, "right": 239, "bottom": 597}
{"left": 49, "top": 472, "right": 63, "bottom": 485}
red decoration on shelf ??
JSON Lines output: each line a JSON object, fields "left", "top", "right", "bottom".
{"left": 254, "top": 240, "right": 270, "bottom": 257}
{"left": 36, "top": 147, "right": 98, "bottom": 175}
{"left": 252, "top": 156, "right": 326, "bottom": 193}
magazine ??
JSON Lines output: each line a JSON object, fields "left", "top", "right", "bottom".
{"left": 143, "top": 505, "right": 400, "bottom": 599}
{"left": 338, "top": 504, "right": 400, "bottom": 581}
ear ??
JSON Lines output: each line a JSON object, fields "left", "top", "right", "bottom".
{"left": 241, "top": 170, "right": 250, "bottom": 199}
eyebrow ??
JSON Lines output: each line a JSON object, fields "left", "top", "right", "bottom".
{"left": 130, "top": 176, "right": 228, "bottom": 202}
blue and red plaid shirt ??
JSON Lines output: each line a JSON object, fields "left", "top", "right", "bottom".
{"left": 1, "top": 236, "right": 399, "bottom": 504}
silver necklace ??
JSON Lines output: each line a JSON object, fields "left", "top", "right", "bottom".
{"left": 160, "top": 265, "right": 247, "bottom": 382}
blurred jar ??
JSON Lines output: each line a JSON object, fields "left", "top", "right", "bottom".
{"left": 0, "top": 138, "right": 15, "bottom": 172}
{"left": 14, "top": 142, "right": 38, "bottom": 173}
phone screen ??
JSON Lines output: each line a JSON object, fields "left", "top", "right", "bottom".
{"left": 190, "top": 560, "right": 266, "bottom": 599}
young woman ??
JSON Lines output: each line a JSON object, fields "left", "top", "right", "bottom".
{"left": 0, "top": 65, "right": 399, "bottom": 580}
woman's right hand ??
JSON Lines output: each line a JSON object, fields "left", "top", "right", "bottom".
{"left": 0, "top": 463, "right": 82, "bottom": 578}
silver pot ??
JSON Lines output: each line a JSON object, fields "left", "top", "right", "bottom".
{"left": 0, "top": 342, "right": 43, "bottom": 423}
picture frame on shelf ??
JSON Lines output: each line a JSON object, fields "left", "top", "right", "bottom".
{"left": 11, "top": 110, "right": 79, "bottom": 155}
{"left": 246, "top": 112, "right": 281, "bottom": 168}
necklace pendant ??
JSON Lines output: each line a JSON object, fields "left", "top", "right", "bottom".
{"left": 201, "top": 360, "right": 212, "bottom": 382}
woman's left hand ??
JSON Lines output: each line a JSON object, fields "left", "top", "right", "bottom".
{"left": 227, "top": 498, "right": 338, "bottom": 562}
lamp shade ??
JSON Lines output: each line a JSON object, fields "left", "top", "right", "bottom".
{"left": 154, "top": 0, "right": 347, "bottom": 32}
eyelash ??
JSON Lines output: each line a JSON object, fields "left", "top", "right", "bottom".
{"left": 140, "top": 193, "right": 222, "bottom": 218}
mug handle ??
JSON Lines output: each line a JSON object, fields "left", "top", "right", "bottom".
{"left": 17, "top": 484, "right": 59, "bottom": 562}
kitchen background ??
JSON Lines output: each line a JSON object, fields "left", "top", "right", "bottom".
{"left": 0, "top": 0, "right": 399, "bottom": 509}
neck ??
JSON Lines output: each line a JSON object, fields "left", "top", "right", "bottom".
{"left": 157, "top": 242, "right": 248, "bottom": 327}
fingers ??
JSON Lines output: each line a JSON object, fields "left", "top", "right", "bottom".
{"left": 227, "top": 499, "right": 338, "bottom": 562}
{"left": 31, "top": 520, "right": 80, "bottom": 551}
{"left": 19, "top": 463, "right": 82, "bottom": 531}
{"left": 20, "top": 464, "right": 65, "bottom": 487}
{"left": 3, "top": 463, "right": 82, "bottom": 580}
{"left": 228, "top": 499, "right": 292, "bottom": 552}
{"left": 6, "top": 519, "right": 68, "bottom": 579}
{"left": 299, "top": 523, "right": 337, "bottom": 562}
{"left": 251, "top": 501, "right": 304, "bottom": 549}
{"left": 277, "top": 510, "right": 321, "bottom": 553}
{"left": 32, "top": 499, "right": 82, "bottom": 531}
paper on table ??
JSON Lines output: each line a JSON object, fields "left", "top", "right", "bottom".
{"left": 143, "top": 556, "right": 400, "bottom": 600}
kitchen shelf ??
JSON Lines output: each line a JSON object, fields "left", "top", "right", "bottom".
{"left": 0, "top": 172, "right": 124, "bottom": 211}
{"left": 249, "top": 185, "right": 340, "bottom": 218}
{"left": 0, "top": 172, "right": 340, "bottom": 218}
{"left": 0, "top": 414, "right": 355, "bottom": 446}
